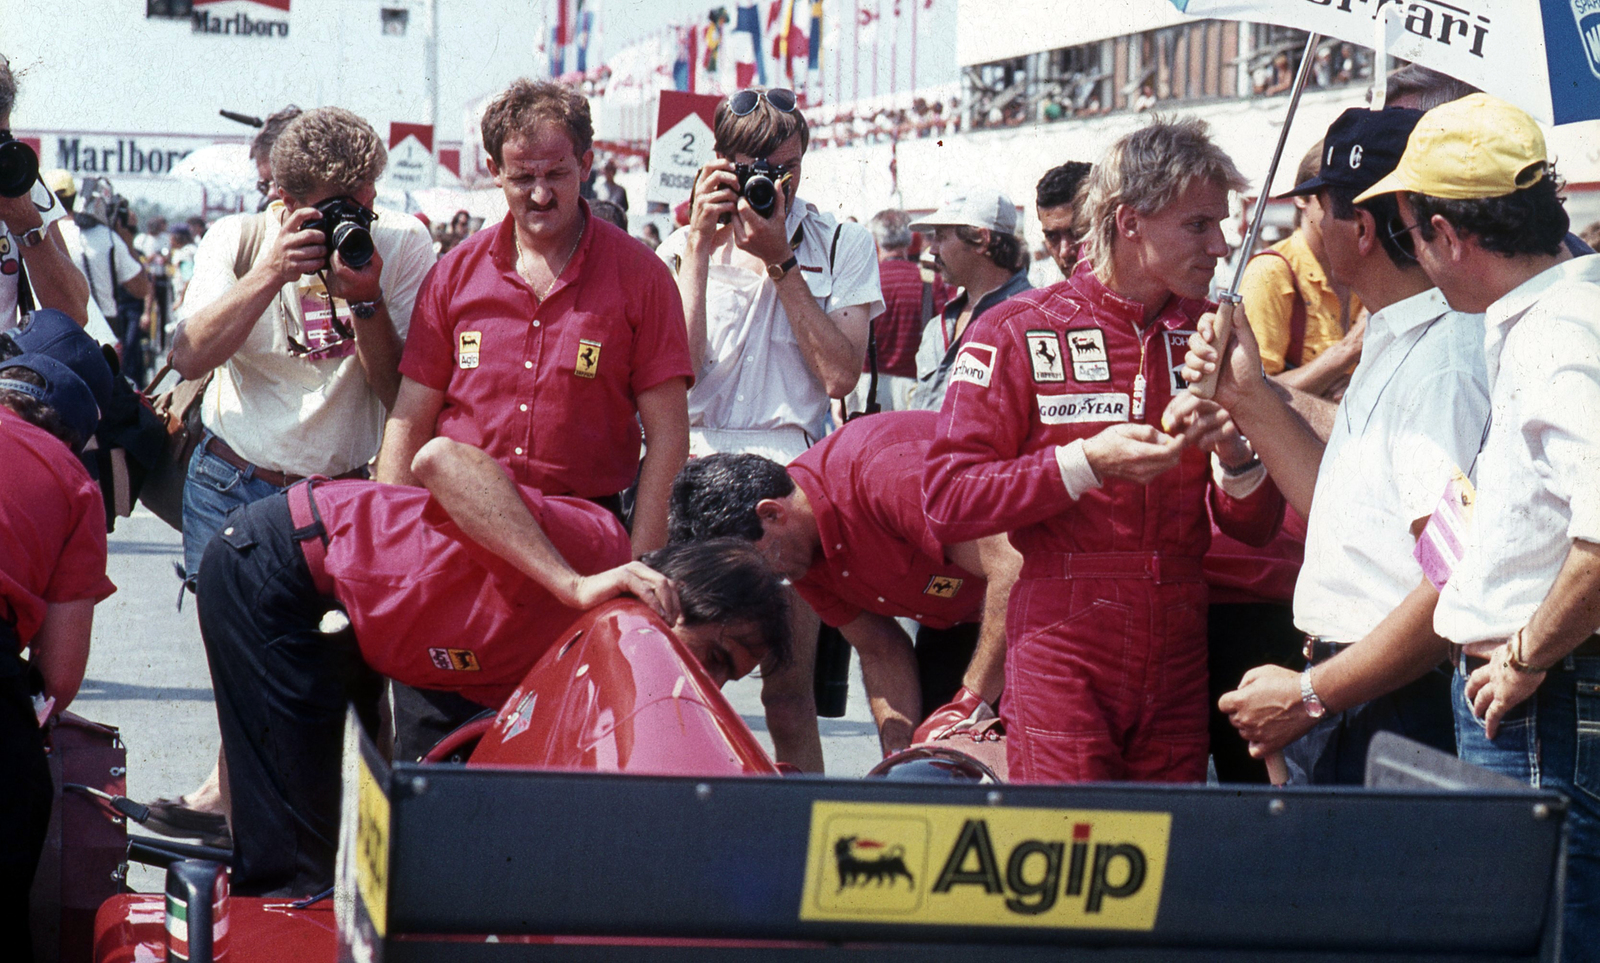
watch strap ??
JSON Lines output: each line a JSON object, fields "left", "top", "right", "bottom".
{"left": 16, "top": 225, "right": 46, "bottom": 248}
{"left": 1300, "top": 668, "right": 1326, "bottom": 718}
{"left": 348, "top": 296, "right": 384, "bottom": 320}
{"left": 769, "top": 255, "right": 799, "bottom": 280}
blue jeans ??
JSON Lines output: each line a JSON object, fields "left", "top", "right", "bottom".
{"left": 1453, "top": 654, "right": 1600, "bottom": 963}
{"left": 181, "top": 430, "right": 285, "bottom": 584}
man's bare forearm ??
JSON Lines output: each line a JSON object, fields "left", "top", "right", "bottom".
{"left": 1313, "top": 578, "right": 1450, "bottom": 714}
{"left": 774, "top": 273, "right": 865, "bottom": 398}
{"left": 947, "top": 535, "right": 1020, "bottom": 704}
{"left": 171, "top": 264, "right": 284, "bottom": 378}
{"left": 675, "top": 241, "right": 713, "bottom": 375}
{"left": 410, "top": 437, "right": 582, "bottom": 593}
{"left": 376, "top": 377, "right": 446, "bottom": 485}
{"left": 841, "top": 613, "right": 922, "bottom": 755}
{"left": 632, "top": 379, "right": 690, "bottom": 557}
{"left": 21, "top": 224, "right": 90, "bottom": 324}
{"left": 29, "top": 599, "right": 96, "bottom": 712}
{"left": 1520, "top": 540, "right": 1600, "bottom": 668}
{"left": 351, "top": 305, "right": 403, "bottom": 409}
{"left": 764, "top": 593, "right": 825, "bottom": 772}
{"left": 1274, "top": 339, "right": 1356, "bottom": 398}
{"left": 1226, "top": 379, "right": 1328, "bottom": 516}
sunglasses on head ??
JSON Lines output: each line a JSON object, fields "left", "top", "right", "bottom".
{"left": 729, "top": 88, "right": 798, "bottom": 116}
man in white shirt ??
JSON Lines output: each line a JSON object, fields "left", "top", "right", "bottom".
{"left": 1353, "top": 94, "right": 1599, "bottom": 960}
{"left": 659, "top": 86, "right": 884, "bottom": 771}
{"left": 1185, "top": 108, "right": 1488, "bottom": 783}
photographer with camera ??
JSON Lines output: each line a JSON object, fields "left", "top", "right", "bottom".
{"left": 657, "top": 86, "right": 884, "bottom": 773}
{"left": 0, "top": 55, "right": 90, "bottom": 332}
{"left": 149, "top": 107, "right": 433, "bottom": 840}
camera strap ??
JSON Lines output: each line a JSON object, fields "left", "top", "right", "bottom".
{"left": 15, "top": 256, "right": 34, "bottom": 317}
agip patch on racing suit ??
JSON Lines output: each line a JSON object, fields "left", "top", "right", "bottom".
{"left": 924, "top": 267, "right": 1283, "bottom": 784}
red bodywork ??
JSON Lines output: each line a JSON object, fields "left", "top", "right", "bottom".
{"left": 92, "top": 600, "right": 778, "bottom": 961}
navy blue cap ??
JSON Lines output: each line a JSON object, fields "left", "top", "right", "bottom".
{"left": 6, "top": 309, "right": 113, "bottom": 414}
{"left": 1280, "top": 107, "right": 1426, "bottom": 199}
{"left": 0, "top": 352, "right": 99, "bottom": 450}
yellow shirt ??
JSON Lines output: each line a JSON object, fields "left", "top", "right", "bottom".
{"left": 1238, "top": 230, "right": 1361, "bottom": 375}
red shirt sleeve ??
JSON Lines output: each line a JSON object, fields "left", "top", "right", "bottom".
{"left": 791, "top": 577, "right": 862, "bottom": 629}
{"left": 629, "top": 256, "right": 694, "bottom": 394}
{"left": 923, "top": 311, "right": 1069, "bottom": 545}
{"left": 44, "top": 463, "right": 115, "bottom": 608}
{"left": 398, "top": 259, "right": 456, "bottom": 391}
{"left": 1208, "top": 473, "right": 1285, "bottom": 548}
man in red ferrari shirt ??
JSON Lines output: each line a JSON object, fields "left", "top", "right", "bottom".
{"left": 198, "top": 438, "right": 789, "bottom": 897}
{"left": 923, "top": 117, "right": 1284, "bottom": 784}
{"left": 0, "top": 355, "right": 116, "bottom": 952}
{"left": 669, "top": 410, "right": 1021, "bottom": 755}
{"left": 377, "top": 80, "right": 691, "bottom": 557}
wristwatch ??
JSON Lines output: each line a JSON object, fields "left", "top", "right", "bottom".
{"left": 15, "top": 225, "right": 46, "bottom": 248}
{"left": 348, "top": 296, "right": 384, "bottom": 320}
{"left": 766, "top": 255, "right": 798, "bottom": 281}
{"left": 1300, "top": 668, "right": 1326, "bottom": 719}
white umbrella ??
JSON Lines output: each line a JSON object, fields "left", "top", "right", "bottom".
{"left": 169, "top": 143, "right": 257, "bottom": 199}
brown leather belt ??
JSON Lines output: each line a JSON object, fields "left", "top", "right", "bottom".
{"left": 205, "top": 435, "right": 369, "bottom": 489}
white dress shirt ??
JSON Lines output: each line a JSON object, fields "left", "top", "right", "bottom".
{"left": 659, "top": 197, "right": 885, "bottom": 442}
{"left": 1294, "top": 288, "right": 1490, "bottom": 641}
{"left": 1435, "top": 256, "right": 1600, "bottom": 645}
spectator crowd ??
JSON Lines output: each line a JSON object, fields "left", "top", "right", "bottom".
{"left": 3, "top": 52, "right": 1598, "bottom": 962}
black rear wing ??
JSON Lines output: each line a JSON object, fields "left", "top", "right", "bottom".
{"left": 336, "top": 725, "right": 1567, "bottom": 961}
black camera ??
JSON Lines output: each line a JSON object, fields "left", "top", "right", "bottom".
{"left": 733, "top": 159, "right": 789, "bottom": 219}
{"left": 0, "top": 130, "right": 40, "bottom": 199}
{"left": 307, "top": 197, "right": 377, "bottom": 269}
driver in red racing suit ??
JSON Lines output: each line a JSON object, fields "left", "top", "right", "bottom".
{"left": 924, "top": 119, "right": 1283, "bottom": 784}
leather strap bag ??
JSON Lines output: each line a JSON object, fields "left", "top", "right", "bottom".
{"left": 137, "top": 214, "right": 267, "bottom": 530}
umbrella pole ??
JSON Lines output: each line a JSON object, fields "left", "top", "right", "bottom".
{"left": 1224, "top": 31, "right": 1323, "bottom": 300}
{"left": 1190, "top": 30, "right": 1323, "bottom": 414}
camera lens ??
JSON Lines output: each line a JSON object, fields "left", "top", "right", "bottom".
{"left": 743, "top": 174, "right": 777, "bottom": 219}
{"left": 331, "top": 222, "right": 375, "bottom": 269}
{"left": 0, "top": 138, "right": 40, "bottom": 199}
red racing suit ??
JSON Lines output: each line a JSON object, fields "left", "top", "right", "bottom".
{"left": 924, "top": 266, "right": 1283, "bottom": 783}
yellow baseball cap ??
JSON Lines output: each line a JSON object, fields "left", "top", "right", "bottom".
{"left": 1353, "top": 93, "right": 1547, "bottom": 203}
{"left": 43, "top": 168, "right": 76, "bottom": 196}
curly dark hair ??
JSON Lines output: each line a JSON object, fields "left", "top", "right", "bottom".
{"left": 641, "top": 538, "right": 792, "bottom": 668}
{"left": 1036, "top": 161, "right": 1091, "bottom": 210}
{"left": 481, "top": 78, "right": 594, "bottom": 166}
{"left": 668, "top": 453, "right": 794, "bottom": 544}
{"left": 1406, "top": 171, "right": 1569, "bottom": 258}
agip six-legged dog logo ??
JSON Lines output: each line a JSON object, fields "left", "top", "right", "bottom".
{"left": 834, "top": 835, "right": 915, "bottom": 892}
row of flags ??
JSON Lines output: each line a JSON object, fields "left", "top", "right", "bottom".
{"left": 700, "top": 2, "right": 823, "bottom": 89}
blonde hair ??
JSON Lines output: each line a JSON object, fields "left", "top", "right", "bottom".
{"left": 269, "top": 107, "right": 386, "bottom": 201}
{"left": 1080, "top": 115, "right": 1246, "bottom": 273}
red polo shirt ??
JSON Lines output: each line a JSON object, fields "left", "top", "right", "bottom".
{"left": 309, "top": 479, "right": 632, "bottom": 707}
{"left": 400, "top": 205, "right": 693, "bottom": 497}
{"left": 871, "top": 259, "right": 949, "bottom": 378}
{"left": 0, "top": 415, "right": 116, "bottom": 649}
{"left": 789, "top": 411, "right": 985, "bottom": 629}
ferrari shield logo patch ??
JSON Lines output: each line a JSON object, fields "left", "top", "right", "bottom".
{"left": 575, "top": 339, "right": 601, "bottom": 379}
{"left": 1065, "top": 328, "right": 1109, "bottom": 382}
{"left": 924, "top": 575, "right": 964, "bottom": 599}
{"left": 458, "top": 331, "right": 481, "bottom": 370}
{"left": 1025, "top": 331, "right": 1065, "bottom": 383}
{"left": 428, "top": 648, "right": 481, "bottom": 672}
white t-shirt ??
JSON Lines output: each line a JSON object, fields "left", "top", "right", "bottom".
{"left": 58, "top": 219, "right": 143, "bottom": 317}
{"left": 1435, "top": 255, "right": 1600, "bottom": 645}
{"left": 179, "top": 202, "right": 436, "bottom": 476}
{"left": 1294, "top": 287, "right": 1490, "bottom": 641}
{"left": 659, "top": 198, "right": 884, "bottom": 440}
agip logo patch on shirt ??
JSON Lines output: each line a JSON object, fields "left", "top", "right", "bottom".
{"left": 428, "top": 648, "right": 481, "bottom": 672}
{"left": 575, "top": 339, "right": 602, "bottom": 379}
{"left": 949, "top": 343, "right": 996, "bottom": 389}
{"left": 924, "top": 575, "right": 965, "bottom": 599}
{"left": 1065, "top": 328, "right": 1110, "bottom": 383}
{"left": 458, "top": 331, "right": 482, "bottom": 370}
{"left": 1026, "top": 331, "right": 1065, "bottom": 383}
